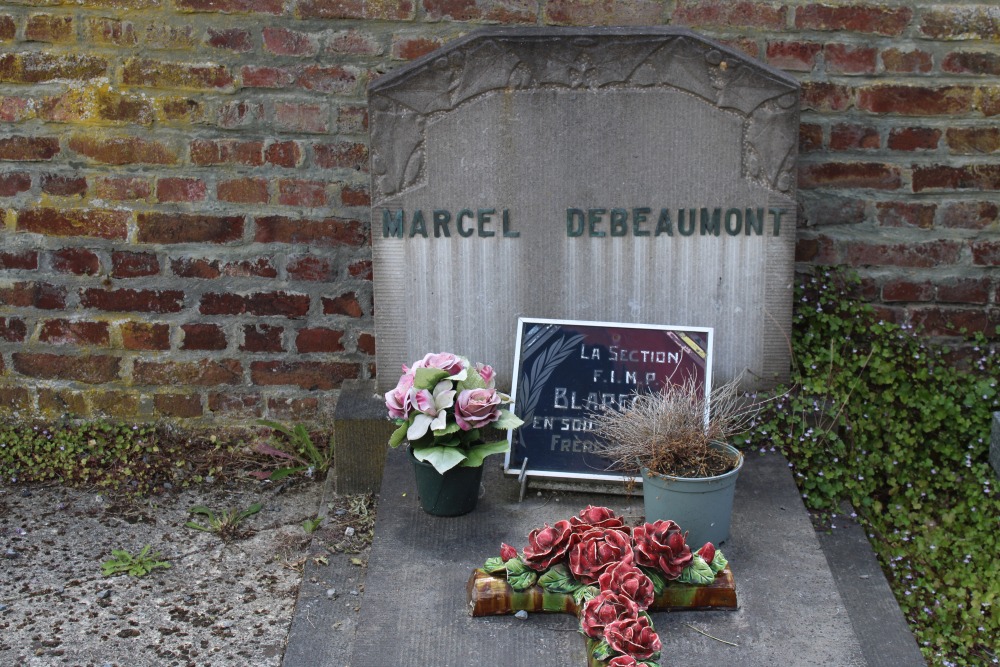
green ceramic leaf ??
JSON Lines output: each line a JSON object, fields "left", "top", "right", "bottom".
{"left": 677, "top": 554, "right": 715, "bottom": 585}
{"left": 505, "top": 558, "right": 538, "bottom": 591}
{"left": 414, "top": 367, "right": 449, "bottom": 390}
{"left": 639, "top": 566, "right": 668, "bottom": 595}
{"left": 389, "top": 422, "right": 408, "bottom": 448}
{"left": 537, "top": 563, "right": 586, "bottom": 594}
{"left": 483, "top": 557, "right": 506, "bottom": 575}
{"left": 573, "top": 585, "right": 600, "bottom": 606}
{"left": 412, "top": 446, "right": 467, "bottom": 474}
{"left": 492, "top": 409, "right": 524, "bottom": 430}
{"left": 591, "top": 640, "right": 613, "bottom": 662}
{"left": 710, "top": 549, "right": 729, "bottom": 574}
{"left": 461, "top": 439, "right": 509, "bottom": 467}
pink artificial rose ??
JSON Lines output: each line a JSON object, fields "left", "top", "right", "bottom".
{"left": 500, "top": 543, "right": 518, "bottom": 562}
{"left": 455, "top": 388, "right": 502, "bottom": 430}
{"left": 475, "top": 363, "right": 496, "bottom": 388}
{"left": 522, "top": 520, "right": 573, "bottom": 571}
{"left": 580, "top": 590, "right": 638, "bottom": 640}
{"left": 568, "top": 528, "right": 634, "bottom": 584}
{"left": 570, "top": 505, "right": 629, "bottom": 536}
{"left": 608, "top": 656, "right": 639, "bottom": 667}
{"left": 598, "top": 560, "right": 655, "bottom": 611}
{"left": 385, "top": 371, "right": 415, "bottom": 419}
{"left": 411, "top": 352, "right": 467, "bottom": 376}
{"left": 632, "top": 520, "right": 693, "bottom": 580}
{"left": 604, "top": 614, "right": 661, "bottom": 660}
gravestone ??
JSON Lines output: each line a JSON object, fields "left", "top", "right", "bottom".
{"left": 369, "top": 27, "right": 800, "bottom": 393}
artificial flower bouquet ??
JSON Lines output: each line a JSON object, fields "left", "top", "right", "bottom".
{"left": 385, "top": 352, "right": 524, "bottom": 474}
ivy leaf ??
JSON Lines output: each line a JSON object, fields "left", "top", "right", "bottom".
{"left": 538, "top": 563, "right": 586, "bottom": 594}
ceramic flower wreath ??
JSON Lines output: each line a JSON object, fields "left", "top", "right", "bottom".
{"left": 481, "top": 506, "right": 728, "bottom": 667}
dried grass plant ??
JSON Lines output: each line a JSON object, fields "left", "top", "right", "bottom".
{"left": 590, "top": 374, "right": 762, "bottom": 478}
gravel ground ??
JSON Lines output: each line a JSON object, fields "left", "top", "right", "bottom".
{"left": 0, "top": 478, "right": 330, "bottom": 667}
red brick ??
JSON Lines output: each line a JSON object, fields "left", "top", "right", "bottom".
{"left": 263, "top": 26, "right": 319, "bottom": 55}
{"left": 881, "top": 48, "right": 933, "bottom": 74}
{"left": 25, "top": 14, "right": 74, "bottom": 42}
{"left": 241, "top": 324, "right": 284, "bottom": 352}
{"left": 887, "top": 127, "right": 940, "bottom": 151}
{"left": 134, "top": 358, "right": 243, "bottom": 386}
{"left": 240, "top": 65, "right": 296, "bottom": 88}
{"left": 171, "top": 257, "right": 222, "bottom": 279}
{"left": 38, "top": 87, "right": 155, "bottom": 126}
{"left": 13, "top": 353, "right": 120, "bottom": 383}
{"left": 266, "top": 396, "right": 319, "bottom": 420}
{"left": 340, "top": 184, "right": 370, "bottom": 207}
{"left": 799, "top": 194, "right": 866, "bottom": 227}
{"left": 159, "top": 97, "right": 205, "bottom": 123}
{"left": 296, "top": 0, "right": 415, "bottom": 20}
{"left": 221, "top": 258, "right": 277, "bottom": 278}
{"left": 829, "top": 123, "right": 879, "bottom": 150}
{"left": 177, "top": 0, "right": 284, "bottom": 13}
{"left": 190, "top": 139, "right": 263, "bottom": 166}
{"left": 337, "top": 105, "right": 368, "bottom": 134}
{"left": 200, "top": 291, "right": 311, "bottom": 318}
{"left": 800, "top": 82, "right": 854, "bottom": 112}
{"left": 391, "top": 35, "right": 442, "bottom": 60}
{"left": 876, "top": 202, "right": 936, "bottom": 230}
{"left": 327, "top": 29, "right": 383, "bottom": 55}
{"left": 938, "top": 278, "right": 991, "bottom": 305}
{"left": 824, "top": 44, "right": 876, "bottom": 75}
{"left": 92, "top": 176, "right": 151, "bottom": 201}
{"left": 844, "top": 240, "right": 963, "bottom": 268}
{"left": 0, "top": 136, "right": 60, "bottom": 161}
{"left": 357, "top": 332, "right": 375, "bottom": 355}
{"left": 946, "top": 127, "right": 1000, "bottom": 154}
{"left": 111, "top": 251, "right": 159, "bottom": 278}
{"left": 287, "top": 255, "right": 335, "bottom": 281}
{"left": 913, "top": 165, "right": 1000, "bottom": 192}
{"left": 265, "top": 141, "right": 302, "bottom": 168}
{"left": 0, "top": 172, "right": 31, "bottom": 196}
{"left": 425, "top": 0, "right": 535, "bottom": 22}
{"left": 68, "top": 134, "right": 177, "bottom": 165}
{"left": 83, "top": 17, "right": 138, "bottom": 47}
{"left": 154, "top": 393, "right": 203, "bottom": 418}
{"left": 322, "top": 291, "right": 363, "bottom": 317}
{"left": 207, "top": 28, "right": 253, "bottom": 52}
{"left": 0, "top": 96, "right": 34, "bottom": 122}
{"left": 348, "top": 259, "right": 372, "bottom": 280}
{"left": 798, "top": 124, "right": 823, "bottom": 152}
{"left": 208, "top": 392, "right": 262, "bottom": 417}
{"left": 795, "top": 4, "right": 911, "bottom": 36}
{"left": 0, "top": 250, "right": 38, "bottom": 270}
{"left": 145, "top": 23, "right": 197, "bottom": 50}
{"left": 296, "top": 65, "right": 359, "bottom": 94}
{"left": 295, "top": 327, "right": 344, "bottom": 353}
{"left": 81, "top": 288, "right": 184, "bottom": 313}
{"left": 0, "top": 281, "right": 66, "bottom": 309}
{"left": 938, "top": 201, "right": 997, "bottom": 230}
{"left": 980, "top": 87, "right": 1000, "bottom": 118}
{"left": 217, "top": 100, "right": 263, "bottom": 129}
{"left": 799, "top": 162, "right": 901, "bottom": 190}
{"left": 0, "top": 15, "right": 15, "bottom": 41}
{"left": 672, "top": 1, "right": 785, "bottom": 29}
{"left": 52, "top": 247, "right": 100, "bottom": 275}
{"left": 766, "top": 41, "right": 821, "bottom": 71}
{"left": 39, "top": 319, "right": 110, "bottom": 346}
{"left": 0, "top": 52, "right": 107, "bottom": 84}
{"left": 121, "top": 322, "right": 170, "bottom": 350}
{"left": 274, "top": 102, "right": 329, "bottom": 134}
{"left": 255, "top": 215, "right": 365, "bottom": 247}
{"left": 858, "top": 85, "right": 974, "bottom": 116}
{"left": 971, "top": 240, "right": 1000, "bottom": 266}
{"left": 137, "top": 212, "right": 244, "bottom": 244}
{"left": 882, "top": 279, "right": 934, "bottom": 303}
{"left": 250, "top": 360, "right": 358, "bottom": 390}
{"left": 943, "top": 51, "right": 1000, "bottom": 76}
{"left": 123, "top": 58, "right": 234, "bottom": 91}
{"left": 181, "top": 323, "right": 227, "bottom": 350}
{"left": 920, "top": 7, "right": 1000, "bottom": 41}
{"left": 910, "top": 307, "right": 997, "bottom": 338}
{"left": 278, "top": 179, "right": 326, "bottom": 207}
{"left": 313, "top": 142, "right": 368, "bottom": 170}
{"left": 218, "top": 177, "right": 269, "bottom": 204}
{"left": 156, "top": 177, "right": 206, "bottom": 202}
{"left": 40, "top": 174, "right": 86, "bottom": 197}
{"left": 18, "top": 208, "right": 129, "bottom": 239}
{"left": 0, "top": 317, "right": 27, "bottom": 342}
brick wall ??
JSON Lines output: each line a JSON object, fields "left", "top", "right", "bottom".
{"left": 0, "top": 1, "right": 997, "bottom": 425}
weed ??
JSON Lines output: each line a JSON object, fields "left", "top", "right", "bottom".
{"left": 302, "top": 517, "right": 323, "bottom": 534}
{"left": 254, "top": 420, "right": 332, "bottom": 481}
{"left": 102, "top": 544, "right": 171, "bottom": 578}
{"left": 185, "top": 502, "right": 263, "bottom": 541}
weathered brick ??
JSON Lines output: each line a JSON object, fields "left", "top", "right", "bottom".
{"left": 133, "top": 359, "right": 243, "bottom": 386}
{"left": 13, "top": 352, "right": 119, "bottom": 384}
{"left": 824, "top": 44, "right": 877, "bottom": 75}
{"left": 274, "top": 102, "right": 330, "bottom": 134}
{"left": 36, "top": 85, "right": 154, "bottom": 125}
{"left": 0, "top": 386, "right": 32, "bottom": 411}
{"left": 37, "top": 388, "right": 89, "bottom": 416}
{"left": 137, "top": 212, "right": 244, "bottom": 244}
{"left": 0, "top": 172, "right": 31, "bottom": 196}
{"left": 241, "top": 324, "right": 284, "bottom": 352}
{"left": 348, "top": 259, "right": 372, "bottom": 280}
{"left": 0, "top": 15, "right": 15, "bottom": 41}
{"left": 121, "top": 322, "right": 170, "bottom": 350}
{"left": 844, "top": 240, "right": 962, "bottom": 268}
{"left": 829, "top": 123, "right": 879, "bottom": 150}
{"left": 881, "top": 48, "right": 933, "bottom": 74}
{"left": 0, "top": 282, "right": 66, "bottom": 309}
{"left": 40, "top": 173, "right": 86, "bottom": 197}
{"left": 93, "top": 176, "right": 151, "bottom": 201}
{"left": 25, "top": 14, "right": 75, "bottom": 43}
{"left": 221, "top": 258, "right": 277, "bottom": 278}
{"left": 159, "top": 97, "right": 204, "bottom": 123}
{"left": 799, "top": 162, "right": 901, "bottom": 190}
{"left": 181, "top": 323, "right": 227, "bottom": 350}
{"left": 313, "top": 142, "right": 368, "bottom": 170}
{"left": 920, "top": 6, "right": 1000, "bottom": 41}
{"left": 800, "top": 82, "right": 854, "bottom": 112}
{"left": 200, "top": 291, "right": 311, "bottom": 318}
{"left": 971, "top": 240, "right": 1000, "bottom": 266}
{"left": 337, "top": 105, "right": 368, "bottom": 134}
{"left": 887, "top": 127, "right": 941, "bottom": 151}
{"left": 287, "top": 255, "right": 335, "bottom": 281}
{"left": 80, "top": 287, "right": 185, "bottom": 313}
{"left": 39, "top": 319, "right": 110, "bottom": 346}
{"left": 858, "top": 85, "right": 974, "bottom": 116}
{"left": 979, "top": 87, "right": 1000, "bottom": 117}
{"left": 52, "top": 247, "right": 100, "bottom": 275}
{"left": 177, "top": 0, "right": 285, "bottom": 13}
{"left": 18, "top": 208, "right": 129, "bottom": 239}
{"left": 0, "top": 317, "right": 27, "bottom": 342}
{"left": 938, "top": 278, "right": 991, "bottom": 305}
{"left": 0, "top": 52, "right": 107, "bottom": 84}
{"left": 296, "top": 65, "right": 359, "bottom": 94}
{"left": 0, "top": 96, "right": 34, "bottom": 122}
{"left": 68, "top": 134, "right": 177, "bottom": 165}
{"left": 144, "top": 23, "right": 197, "bottom": 50}
{"left": 296, "top": 0, "right": 415, "bottom": 21}
{"left": 207, "top": 28, "right": 253, "bottom": 52}
{"left": 910, "top": 307, "right": 997, "bottom": 338}
{"left": 946, "top": 127, "right": 1000, "bottom": 154}
{"left": 326, "top": 29, "right": 383, "bottom": 55}
{"left": 340, "top": 184, "right": 371, "bottom": 207}
{"left": 799, "top": 193, "right": 866, "bottom": 227}
{"left": 156, "top": 177, "right": 207, "bottom": 202}
{"left": 123, "top": 58, "right": 234, "bottom": 91}
{"left": 943, "top": 51, "right": 1000, "bottom": 76}
{"left": 111, "top": 251, "right": 159, "bottom": 278}
{"left": 766, "top": 41, "right": 821, "bottom": 72}
{"left": 263, "top": 27, "right": 320, "bottom": 55}
{"left": 83, "top": 17, "right": 138, "bottom": 47}
{"left": 0, "top": 250, "right": 38, "bottom": 270}
{"left": 208, "top": 392, "right": 262, "bottom": 417}
{"left": 322, "top": 291, "right": 363, "bottom": 317}
{"left": 250, "top": 360, "right": 358, "bottom": 390}
{"left": 672, "top": 1, "right": 785, "bottom": 29}
{"left": 255, "top": 215, "right": 365, "bottom": 247}
{"left": 391, "top": 35, "right": 442, "bottom": 61}
{"left": 170, "top": 257, "right": 221, "bottom": 279}
{"left": 357, "top": 332, "right": 375, "bottom": 355}
{"left": 154, "top": 393, "right": 203, "bottom": 418}
{"left": 90, "top": 390, "right": 141, "bottom": 418}
{"left": 882, "top": 279, "right": 934, "bottom": 303}
{"left": 190, "top": 139, "right": 263, "bottom": 166}
{"left": 0, "top": 136, "right": 60, "bottom": 161}
{"left": 795, "top": 4, "right": 911, "bottom": 35}
{"left": 217, "top": 100, "right": 263, "bottom": 129}
{"left": 217, "top": 177, "right": 269, "bottom": 204}
{"left": 266, "top": 395, "right": 319, "bottom": 420}
{"left": 278, "top": 179, "right": 326, "bottom": 207}
{"left": 913, "top": 165, "right": 1000, "bottom": 192}
{"left": 295, "top": 327, "right": 344, "bottom": 353}
{"left": 938, "top": 201, "right": 997, "bottom": 230}
{"left": 240, "top": 65, "right": 296, "bottom": 88}
{"left": 423, "top": 0, "right": 535, "bottom": 23}
{"left": 170, "top": 256, "right": 277, "bottom": 279}
{"left": 875, "top": 202, "right": 936, "bottom": 229}
{"left": 264, "top": 141, "right": 302, "bottom": 168}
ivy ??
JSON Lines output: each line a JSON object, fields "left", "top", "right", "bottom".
{"left": 742, "top": 269, "right": 1000, "bottom": 667}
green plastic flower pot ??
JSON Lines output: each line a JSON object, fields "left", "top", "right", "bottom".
{"left": 408, "top": 447, "right": 484, "bottom": 517}
{"left": 641, "top": 442, "right": 743, "bottom": 547}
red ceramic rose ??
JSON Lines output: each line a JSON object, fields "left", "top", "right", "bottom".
{"left": 579, "top": 590, "right": 638, "bottom": 640}
{"left": 605, "top": 614, "right": 662, "bottom": 660}
{"left": 632, "top": 519, "right": 693, "bottom": 579}
{"left": 568, "top": 528, "right": 634, "bottom": 584}
{"left": 522, "top": 520, "right": 573, "bottom": 571}
{"left": 608, "top": 656, "right": 639, "bottom": 667}
{"left": 598, "top": 560, "right": 655, "bottom": 610}
{"left": 500, "top": 542, "right": 518, "bottom": 562}
{"left": 569, "top": 505, "right": 629, "bottom": 535}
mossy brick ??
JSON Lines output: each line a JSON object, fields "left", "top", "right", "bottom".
{"left": 83, "top": 17, "right": 138, "bottom": 47}
{"left": 278, "top": 179, "right": 326, "bottom": 207}
{"left": 17, "top": 208, "right": 129, "bottom": 239}
{"left": 0, "top": 96, "right": 34, "bottom": 122}
{"left": 199, "top": 291, "right": 311, "bottom": 318}
{"left": 909, "top": 307, "right": 998, "bottom": 337}
{"left": 795, "top": 4, "right": 912, "bottom": 36}
{"left": 295, "top": 0, "right": 415, "bottom": 21}
{"left": 92, "top": 176, "right": 152, "bottom": 201}
{"left": 0, "top": 52, "right": 107, "bottom": 83}
{"left": 190, "top": 139, "right": 264, "bottom": 166}
{"left": 68, "top": 134, "right": 177, "bottom": 165}
{"left": 177, "top": 0, "right": 285, "bottom": 14}
{"left": 943, "top": 51, "right": 1000, "bottom": 76}
{"left": 881, "top": 48, "right": 933, "bottom": 74}
{"left": 250, "top": 360, "right": 359, "bottom": 389}
{"left": 13, "top": 352, "right": 120, "bottom": 384}
{"left": 208, "top": 392, "right": 262, "bottom": 418}
{"left": 913, "top": 165, "right": 1000, "bottom": 192}
{"left": 37, "top": 388, "right": 89, "bottom": 416}
{"left": 322, "top": 292, "right": 364, "bottom": 317}
{"left": 158, "top": 97, "right": 205, "bottom": 123}
{"left": 181, "top": 323, "right": 227, "bottom": 350}
{"left": 920, "top": 6, "right": 1000, "bottom": 41}
{"left": 0, "top": 250, "right": 38, "bottom": 270}
{"left": 137, "top": 212, "right": 244, "bottom": 244}
{"left": 938, "top": 201, "right": 998, "bottom": 230}
{"left": 287, "top": 254, "right": 335, "bottom": 281}
{"left": 25, "top": 14, "right": 75, "bottom": 43}
{"left": 295, "top": 327, "right": 345, "bottom": 353}
{"left": 39, "top": 86, "right": 155, "bottom": 126}
{"left": 671, "top": 1, "right": 787, "bottom": 30}
{"left": 0, "top": 15, "right": 15, "bottom": 41}
{"left": 979, "top": 87, "right": 1000, "bottom": 117}
{"left": 799, "top": 193, "right": 866, "bottom": 227}
{"left": 255, "top": 215, "right": 365, "bottom": 247}
{"left": 89, "top": 389, "right": 141, "bottom": 417}
{"left": 544, "top": 0, "right": 664, "bottom": 27}
{"left": 801, "top": 82, "right": 855, "bottom": 112}
{"left": 120, "top": 322, "right": 170, "bottom": 350}
{"left": 0, "top": 386, "right": 32, "bottom": 411}
{"left": 39, "top": 319, "right": 111, "bottom": 346}
{"left": 875, "top": 202, "right": 936, "bottom": 229}
{"left": 0, "top": 282, "right": 66, "bottom": 309}
{"left": 133, "top": 358, "right": 243, "bottom": 386}
{"left": 946, "top": 127, "right": 1000, "bottom": 154}
{"left": 143, "top": 23, "right": 199, "bottom": 51}
{"left": 80, "top": 287, "right": 185, "bottom": 313}
{"left": 111, "top": 251, "right": 159, "bottom": 278}
{"left": 798, "top": 162, "right": 901, "bottom": 190}
{"left": 265, "top": 141, "right": 302, "bottom": 168}
{"left": 0, "top": 136, "right": 60, "bottom": 161}
{"left": 156, "top": 177, "right": 207, "bottom": 202}
{"left": 421, "top": 0, "right": 534, "bottom": 23}
{"left": 0, "top": 317, "right": 28, "bottom": 342}
{"left": 0, "top": 172, "right": 31, "bottom": 196}
{"left": 154, "top": 393, "right": 204, "bottom": 418}
{"left": 313, "top": 142, "right": 368, "bottom": 170}
{"left": 41, "top": 174, "right": 87, "bottom": 196}
{"left": 858, "top": 85, "right": 975, "bottom": 116}
{"left": 122, "top": 58, "right": 235, "bottom": 91}
{"left": 887, "top": 127, "right": 941, "bottom": 151}
{"left": 217, "top": 177, "right": 269, "bottom": 204}
{"left": 51, "top": 248, "right": 100, "bottom": 275}
{"left": 240, "top": 324, "right": 284, "bottom": 352}
{"left": 266, "top": 395, "right": 319, "bottom": 421}
{"left": 843, "top": 240, "right": 963, "bottom": 268}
